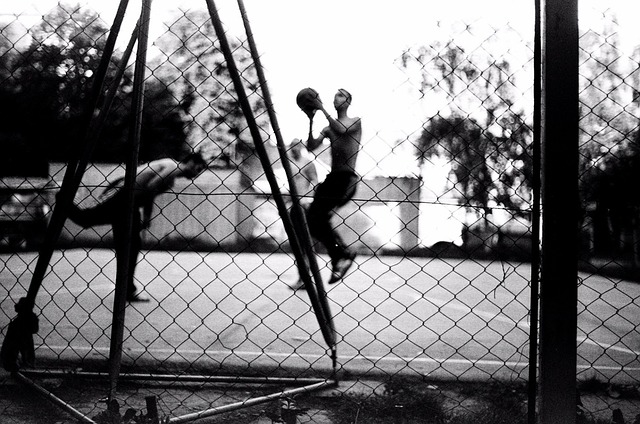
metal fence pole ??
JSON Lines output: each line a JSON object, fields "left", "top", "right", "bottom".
{"left": 527, "top": 0, "right": 542, "bottom": 422}
{"left": 539, "top": 0, "right": 579, "bottom": 422}
{"left": 107, "top": 0, "right": 152, "bottom": 401}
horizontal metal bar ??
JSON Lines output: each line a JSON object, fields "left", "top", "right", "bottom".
{"left": 21, "top": 368, "right": 330, "bottom": 386}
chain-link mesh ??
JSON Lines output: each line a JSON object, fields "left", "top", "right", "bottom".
{"left": 1, "top": 1, "right": 639, "bottom": 423}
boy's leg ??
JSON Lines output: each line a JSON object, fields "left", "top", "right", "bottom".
{"left": 307, "top": 194, "right": 341, "bottom": 261}
{"left": 308, "top": 197, "right": 354, "bottom": 285}
{"left": 112, "top": 208, "right": 148, "bottom": 302}
{"left": 66, "top": 202, "right": 108, "bottom": 228}
{"left": 126, "top": 211, "right": 144, "bottom": 300}
{"left": 288, "top": 207, "right": 309, "bottom": 290}
{"left": 324, "top": 173, "right": 359, "bottom": 284}
{"left": 305, "top": 172, "right": 359, "bottom": 285}
{"left": 308, "top": 173, "right": 357, "bottom": 262}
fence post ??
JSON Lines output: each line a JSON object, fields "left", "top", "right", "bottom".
{"left": 108, "top": 0, "right": 152, "bottom": 400}
{"left": 539, "top": 0, "right": 579, "bottom": 423}
{"left": 398, "top": 177, "right": 421, "bottom": 252}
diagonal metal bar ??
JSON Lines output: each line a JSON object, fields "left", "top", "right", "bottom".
{"left": 204, "top": 0, "right": 336, "bottom": 351}
{"left": 169, "top": 379, "right": 337, "bottom": 424}
{"left": 70, "top": 19, "right": 141, "bottom": 192}
{"left": 235, "top": 0, "right": 337, "bottom": 361}
{"left": 23, "top": 0, "right": 132, "bottom": 310}
{"left": 14, "top": 372, "right": 97, "bottom": 424}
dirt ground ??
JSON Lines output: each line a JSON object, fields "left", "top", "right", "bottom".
{"left": 2, "top": 369, "right": 639, "bottom": 424}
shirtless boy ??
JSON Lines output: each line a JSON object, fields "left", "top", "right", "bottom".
{"left": 67, "top": 153, "right": 207, "bottom": 301}
{"left": 304, "top": 89, "right": 362, "bottom": 285}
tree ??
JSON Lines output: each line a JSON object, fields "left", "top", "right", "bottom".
{"left": 151, "top": 9, "right": 269, "bottom": 168}
{"left": 575, "top": 11, "right": 640, "bottom": 256}
{"left": 13, "top": 3, "right": 110, "bottom": 161}
{"left": 0, "top": 19, "right": 46, "bottom": 177}
{"left": 401, "top": 25, "right": 533, "bottom": 216}
{"left": 579, "top": 12, "right": 637, "bottom": 167}
{"left": 0, "top": 19, "right": 23, "bottom": 81}
{"left": 578, "top": 10, "right": 639, "bottom": 203}
{"left": 416, "top": 113, "right": 532, "bottom": 216}
{"left": 1, "top": 2, "right": 188, "bottom": 167}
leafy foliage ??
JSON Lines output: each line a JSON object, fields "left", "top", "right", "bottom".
{"left": 401, "top": 26, "right": 533, "bottom": 214}
{"left": 578, "top": 12, "right": 640, "bottom": 206}
{"left": 151, "top": 9, "right": 269, "bottom": 167}
{"left": 0, "top": 2, "right": 190, "bottom": 172}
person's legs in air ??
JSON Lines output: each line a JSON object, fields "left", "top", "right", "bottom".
{"left": 65, "top": 198, "right": 111, "bottom": 228}
{"left": 307, "top": 172, "right": 358, "bottom": 284}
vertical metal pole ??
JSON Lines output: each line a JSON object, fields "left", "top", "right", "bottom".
{"left": 539, "top": 0, "right": 579, "bottom": 423}
{"left": 145, "top": 396, "right": 159, "bottom": 422}
{"left": 527, "top": 0, "right": 542, "bottom": 422}
{"left": 108, "top": 0, "right": 152, "bottom": 400}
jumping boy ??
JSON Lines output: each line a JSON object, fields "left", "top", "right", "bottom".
{"left": 304, "top": 88, "right": 362, "bottom": 285}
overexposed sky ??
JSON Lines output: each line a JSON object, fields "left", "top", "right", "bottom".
{"left": 2, "top": 0, "right": 640, "bottom": 176}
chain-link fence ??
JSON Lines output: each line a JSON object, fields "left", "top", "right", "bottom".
{"left": 1, "top": 1, "right": 639, "bottom": 423}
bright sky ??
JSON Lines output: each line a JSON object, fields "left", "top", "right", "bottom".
{"left": 3, "top": 0, "right": 640, "bottom": 176}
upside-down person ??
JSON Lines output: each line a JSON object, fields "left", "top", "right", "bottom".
{"left": 65, "top": 153, "right": 208, "bottom": 302}
{"left": 301, "top": 88, "right": 362, "bottom": 285}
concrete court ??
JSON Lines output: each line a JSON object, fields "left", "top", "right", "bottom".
{"left": 1, "top": 249, "right": 639, "bottom": 383}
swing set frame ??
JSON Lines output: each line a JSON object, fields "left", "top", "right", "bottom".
{"left": 2, "top": 0, "right": 339, "bottom": 422}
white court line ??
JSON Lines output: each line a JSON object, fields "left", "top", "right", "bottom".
{"left": 35, "top": 283, "right": 114, "bottom": 296}
{"left": 39, "top": 345, "right": 640, "bottom": 373}
{"left": 422, "top": 296, "right": 639, "bottom": 358}
{"left": 37, "top": 290, "right": 640, "bottom": 366}
{"left": 422, "top": 294, "right": 530, "bottom": 328}
{"left": 578, "top": 336, "right": 640, "bottom": 357}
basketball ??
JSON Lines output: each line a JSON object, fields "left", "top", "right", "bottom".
{"left": 296, "top": 87, "right": 321, "bottom": 118}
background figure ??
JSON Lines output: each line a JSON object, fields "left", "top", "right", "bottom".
{"left": 289, "top": 138, "right": 319, "bottom": 208}
{"left": 288, "top": 138, "right": 319, "bottom": 290}
{"left": 66, "top": 153, "right": 207, "bottom": 302}
{"left": 304, "top": 88, "right": 362, "bottom": 285}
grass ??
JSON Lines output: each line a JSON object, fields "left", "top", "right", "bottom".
{"left": 3, "top": 373, "right": 638, "bottom": 424}
{"left": 302, "top": 377, "right": 637, "bottom": 424}
{"left": 327, "top": 380, "right": 449, "bottom": 424}
{"left": 316, "top": 379, "right": 528, "bottom": 424}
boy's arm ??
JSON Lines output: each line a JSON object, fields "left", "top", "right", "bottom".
{"left": 324, "top": 112, "right": 361, "bottom": 136}
{"left": 306, "top": 127, "right": 328, "bottom": 152}
{"left": 305, "top": 162, "right": 318, "bottom": 186}
{"left": 304, "top": 163, "right": 318, "bottom": 197}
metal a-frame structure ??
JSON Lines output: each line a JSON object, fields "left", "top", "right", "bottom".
{"left": 1, "top": 0, "right": 338, "bottom": 422}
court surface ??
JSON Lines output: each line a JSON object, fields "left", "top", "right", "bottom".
{"left": 1, "top": 250, "right": 638, "bottom": 383}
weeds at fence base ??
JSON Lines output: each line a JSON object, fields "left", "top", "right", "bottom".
{"left": 577, "top": 376, "right": 640, "bottom": 424}
{"left": 3, "top": 371, "right": 640, "bottom": 423}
